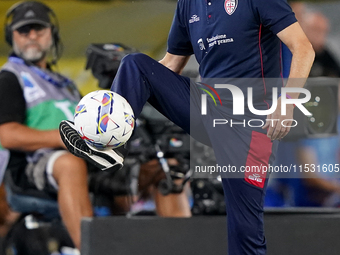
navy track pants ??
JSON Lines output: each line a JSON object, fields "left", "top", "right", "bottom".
{"left": 111, "top": 53, "right": 278, "bottom": 255}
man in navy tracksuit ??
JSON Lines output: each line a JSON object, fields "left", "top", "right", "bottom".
{"left": 61, "top": 0, "right": 314, "bottom": 254}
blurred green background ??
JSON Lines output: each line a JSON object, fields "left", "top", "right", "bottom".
{"left": 0, "top": 0, "right": 177, "bottom": 94}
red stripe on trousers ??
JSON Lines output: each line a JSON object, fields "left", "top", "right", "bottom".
{"left": 244, "top": 131, "right": 273, "bottom": 188}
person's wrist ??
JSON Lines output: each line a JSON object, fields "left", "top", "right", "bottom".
{"left": 279, "top": 93, "right": 296, "bottom": 107}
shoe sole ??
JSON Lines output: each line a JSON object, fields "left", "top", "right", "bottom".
{"left": 59, "top": 120, "right": 124, "bottom": 172}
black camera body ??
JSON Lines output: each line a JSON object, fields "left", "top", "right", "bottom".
{"left": 85, "top": 43, "right": 137, "bottom": 89}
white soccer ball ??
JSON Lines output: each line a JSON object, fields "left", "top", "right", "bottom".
{"left": 74, "top": 90, "right": 135, "bottom": 150}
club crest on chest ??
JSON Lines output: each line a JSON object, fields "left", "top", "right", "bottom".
{"left": 224, "top": 0, "right": 238, "bottom": 15}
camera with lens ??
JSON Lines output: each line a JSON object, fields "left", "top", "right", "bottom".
{"left": 85, "top": 43, "right": 137, "bottom": 89}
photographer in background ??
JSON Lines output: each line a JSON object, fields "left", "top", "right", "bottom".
{"left": 265, "top": 3, "right": 340, "bottom": 208}
{"left": 294, "top": 9, "right": 340, "bottom": 207}
{"left": 0, "top": 1, "right": 93, "bottom": 251}
{"left": 85, "top": 43, "right": 192, "bottom": 217}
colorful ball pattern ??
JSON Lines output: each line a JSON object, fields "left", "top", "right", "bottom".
{"left": 74, "top": 90, "right": 135, "bottom": 150}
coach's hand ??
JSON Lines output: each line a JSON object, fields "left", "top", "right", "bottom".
{"left": 262, "top": 97, "right": 295, "bottom": 140}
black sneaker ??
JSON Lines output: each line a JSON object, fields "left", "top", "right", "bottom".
{"left": 59, "top": 120, "right": 124, "bottom": 172}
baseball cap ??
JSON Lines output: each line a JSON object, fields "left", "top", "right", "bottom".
{"left": 9, "top": 1, "right": 51, "bottom": 31}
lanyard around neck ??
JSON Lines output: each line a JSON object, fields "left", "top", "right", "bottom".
{"left": 9, "top": 57, "right": 73, "bottom": 88}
